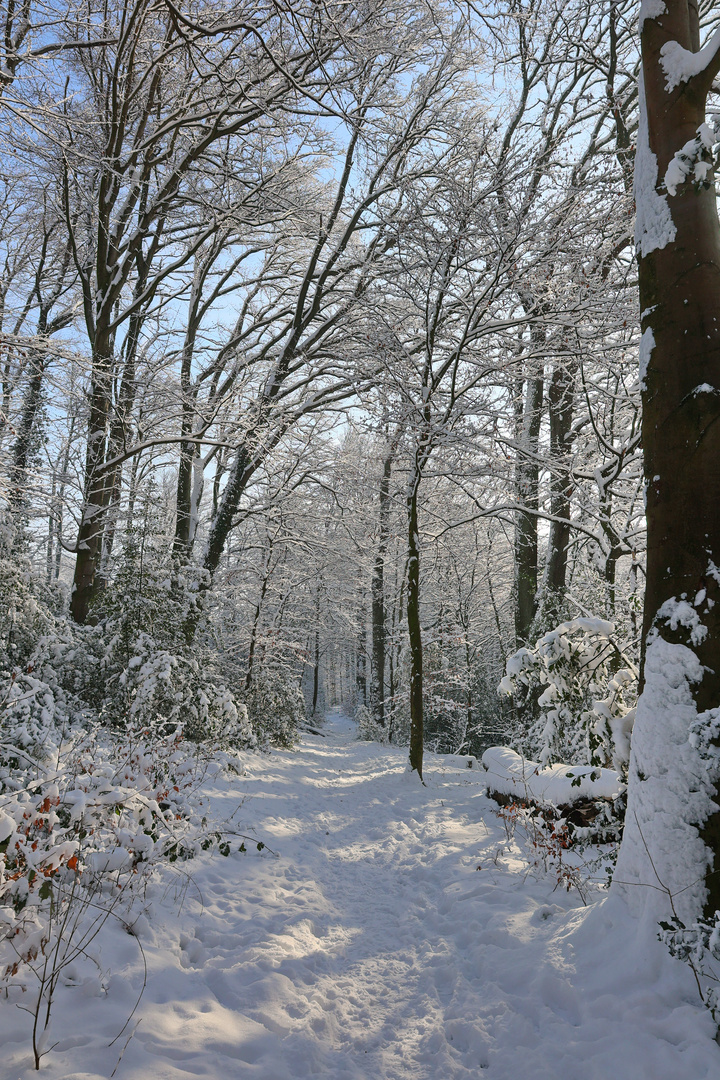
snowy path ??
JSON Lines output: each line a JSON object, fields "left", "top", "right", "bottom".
{"left": 4, "top": 712, "right": 720, "bottom": 1079}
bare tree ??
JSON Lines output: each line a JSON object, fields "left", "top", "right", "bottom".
{"left": 56, "top": 0, "right": 396, "bottom": 622}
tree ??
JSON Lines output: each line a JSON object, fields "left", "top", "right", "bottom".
{"left": 55, "top": 0, "right": 399, "bottom": 623}
{"left": 369, "top": 426, "right": 399, "bottom": 728}
{"left": 0, "top": 1, "right": 659, "bottom": 796}
{"left": 614, "top": 2, "right": 720, "bottom": 927}
{"left": 479, "top": 0, "right": 639, "bottom": 644}
{"left": 191, "top": 25, "right": 478, "bottom": 607}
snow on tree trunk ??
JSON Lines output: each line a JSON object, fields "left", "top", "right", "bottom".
{"left": 614, "top": 1, "right": 720, "bottom": 925}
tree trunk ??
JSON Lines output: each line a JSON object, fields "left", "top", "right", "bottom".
{"left": 614, "top": 2, "right": 720, "bottom": 925}
{"left": 388, "top": 562, "right": 402, "bottom": 743}
{"left": 9, "top": 347, "right": 46, "bottom": 522}
{"left": 543, "top": 357, "right": 576, "bottom": 620}
{"left": 370, "top": 445, "right": 393, "bottom": 726}
{"left": 312, "top": 585, "right": 321, "bottom": 717}
{"left": 70, "top": 333, "right": 114, "bottom": 624}
{"left": 407, "top": 471, "right": 424, "bottom": 780}
{"left": 96, "top": 281, "right": 149, "bottom": 590}
{"left": 173, "top": 328, "right": 200, "bottom": 560}
{"left": 50, "top": 430, "right": 73, "bottom": 582}
{"left": 356, "top": 596, "right": 367, "bottom": 708}
{"left": 46, "top": 469, "right": 57, "bottom": 583}
{"left": 514, "top": 370, "right": 543, "bottom": 644}
{"left": 245, "top": 538, "right": 274, "bottom": 691}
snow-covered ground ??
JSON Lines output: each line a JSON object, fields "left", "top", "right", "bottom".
{"left": 3, "top": 711, "right": 719, "bottom": 1079}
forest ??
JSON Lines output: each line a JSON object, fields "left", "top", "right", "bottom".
{"left": 2, "top": 1, "right": 720, "bottom": 1077}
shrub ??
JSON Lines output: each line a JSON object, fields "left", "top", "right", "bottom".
{"left": 355, "top": 704, "right": 389, "bottom": 743}
{"left": 244, "top": 666, "right": 305, "bottom": 748}
{"left": 499, "top": 617, "right": 636, "bottom": 774}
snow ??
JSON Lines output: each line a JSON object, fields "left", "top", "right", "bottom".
{"left": 3, "top": 712, "right": 719, "bottom": 1079}
{"left": 613, "top": 635, "right": 718, "bottom": 926}
{"left": 661, "top": 30, "right": 720, "bottom": 93}
{"left": 664, "top": 125, "right": 719, "bottom": 196}
{"left": 639, "top": 0, "right": 666, "bottom": 30}
{"left": 656, "top": 596, "right": 708, "bottom": 646}
{"left": 698, "top": 122, "right": 716, "bottom": 150}
{"left": 664, "top": 146, "right": 694, "bottom": 196}
{"left": 481, "top": 746, "right": 623, "bottom": 805}
{"left": 639, "top": 326, "right": 655, "bottom": 391}
{"left": 635, "top": 74, "right": 676, "bottom": 257}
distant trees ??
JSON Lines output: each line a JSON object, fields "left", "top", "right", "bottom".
{"left": 58, "top": 0, "right": 387, "bottom": 622}
{"left": 0, "top": 0, "right": 648, "bottom": 777}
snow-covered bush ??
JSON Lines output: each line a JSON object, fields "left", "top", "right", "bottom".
{"left": 97, "top": 629, "right": 255, "bottom": 747}
{"left": 33, "top": 534, "right": 252, "bottom": 749}
{"left": 0, "top": 555, "right": 60, "bottom": 671}
{"left": 0, "top": 670, "right": 66, "bottom": 780}
{"left": 499, "top": 617, "right": 636, "bottom": 773}
{"left": 244, "top": 666, "right": 305, "bottom": 748}
{"left": 493, "top": 796, "right": 616, "bottom": 903}
{"left": 659, "top": 913, "right": 720, "bottom": 1023}
{"left": 424, "top": 695, "right": 467, "bottom": 754}
{"left": 0, "top": 556, "right": 77, "bottom": 787}
{"left": 355, "top": 703, "right": 389, "bottom": 743}
{"left": 0, "top": 722, "right": 250, "bottom": 1067}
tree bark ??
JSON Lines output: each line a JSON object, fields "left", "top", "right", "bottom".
{"left": 616, "top": 1, "right": 720, "bottom": 922}
{"left": 356, "top": 594, "right": 367, "bottom": 708}
{"left": 245, "top": 537, "right": 274, "bottom": 692}
{"left": 543, "top": 357, "right": 576, "bottom": 620}
{"left": 312, "top": 583, "right": 321, "bottom": 716}
{"left": 514, "top": 369, "right": 543, "bottom": 644}
{"left": 407, "top": 469, "right": 424, "bottom": 780}
{"left": 96, "top": 296, "right": 148, "bottom": 591}
{"left": 370, "top": 442, "right": 394, "bottom": 726}
{"left": 70, "top": 332, "right": 115, "bottom": 624}
{"left": 637, "top": 5, "right": 720, "bottom": 661}
{"left": 173, "top": 283, "right": 204, "bottom": 559}
{"left": 9, "top": 347, "right": 46, "bottom": 519}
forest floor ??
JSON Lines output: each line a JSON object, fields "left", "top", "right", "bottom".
{"left": 3, "top": 711, "right": 720, "bottom": 1080}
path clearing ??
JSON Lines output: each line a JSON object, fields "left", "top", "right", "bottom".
{"left": 3, "top": 712, "right": 719, "bottom": 1079}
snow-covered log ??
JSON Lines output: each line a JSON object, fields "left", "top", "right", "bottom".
{"left": 481, "top": 746, "right": 624, "bottom": 808}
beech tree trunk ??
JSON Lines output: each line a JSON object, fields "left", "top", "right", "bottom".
{"left": 615, "top": 1, "right": 720, "bottom": 923}
{"left": 97, "top": 284, "right": 149, "bottom": 590}
{"left": 173, "top": 281, "right": 205, "bottom": 560}
{"left": 637, "top": 5, "right": 720, "bottom": 663}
